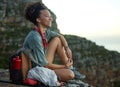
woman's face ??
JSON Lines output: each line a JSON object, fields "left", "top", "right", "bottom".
{"left": 38, "top": 9, "right": 53, "bottom": 28}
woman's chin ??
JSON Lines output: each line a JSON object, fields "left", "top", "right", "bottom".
{"left": 46, "top": 25, "right": 52, "bottom": 28}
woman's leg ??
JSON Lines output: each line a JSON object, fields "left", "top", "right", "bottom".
{"left": 46, "top": 37, "right": 74, "bottom": 81}
{"left": 54, "top": 69, "right": 74, "bottom": 81}
{"left": 46, "top": 37, "right": 68, "bottom": 64}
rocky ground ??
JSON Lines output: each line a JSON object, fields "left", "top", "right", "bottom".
{"left": 0, "top": 69, "right": 93, "bottom": 87}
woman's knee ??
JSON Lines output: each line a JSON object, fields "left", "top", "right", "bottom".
{"left": 54, "top": 69, "right": 74, "bottom": 81}
{"left": 48, "top": 37, "right": 61, "bottom": 47}
{"left": 52, "top": 37, "right": 60, "bottom": 43}
{"left": 68, "top": 70, "right": 75, "bottom": 79}
{"left": 47, "top": 37, "right": 61, "bottom": 50}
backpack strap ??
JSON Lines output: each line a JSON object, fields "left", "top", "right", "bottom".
{"left": 21, "top": 52, "right": 31, "bottom": 80}
{"left": 16, "top": 48, "right": 41, "bottom": 80}
{"left": 22, "top": 48, "right": 41, "bottom": 66}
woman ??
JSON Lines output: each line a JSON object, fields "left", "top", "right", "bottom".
{"left": 23, "top": 2, "right": 74, "bottom": 81}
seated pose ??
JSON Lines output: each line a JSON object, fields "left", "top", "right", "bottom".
{"left": 23, "top": 2, "right": 85, "bottom": 82}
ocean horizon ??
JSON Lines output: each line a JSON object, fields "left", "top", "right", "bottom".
{"left": 90, "top": 36, "right": 120, "bottom": 53}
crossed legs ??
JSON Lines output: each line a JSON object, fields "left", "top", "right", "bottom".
{"left": 46, "top": 37, "right": 74, "bottom": 81}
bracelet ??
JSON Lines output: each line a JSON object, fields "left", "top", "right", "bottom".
{"left": 64, "top": 46, "right": 68, "bottom": 49}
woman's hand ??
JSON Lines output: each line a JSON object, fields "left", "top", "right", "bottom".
{"left": 65, "top": 58, "right": 73, "bottom": 68}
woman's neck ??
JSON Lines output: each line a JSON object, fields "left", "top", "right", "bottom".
{"left": 38, "top": 24, "right": 46, "bottom": 33}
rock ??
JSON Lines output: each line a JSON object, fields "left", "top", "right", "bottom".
{"left": 64, "top": 80, "right": 93, "bottom": 87}
{"left": 0, "top": 69, "right": 29, "bottom": 87}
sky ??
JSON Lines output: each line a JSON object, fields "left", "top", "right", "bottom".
{"left": 43, "top": 0, "right": 120, "bottom": 53}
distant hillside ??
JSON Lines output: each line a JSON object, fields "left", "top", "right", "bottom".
{"left": 0, "top": 0, "right": 120, "bottom": 87}
{"left": 64, "top": 35, "right": 120, "bottom": 87}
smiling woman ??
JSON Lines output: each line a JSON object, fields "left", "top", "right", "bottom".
{"left": 43, "top": 0, "right": 120, "bottom": 52}
{"left": 23, "top": 2, "right": 75, "bottom": 82}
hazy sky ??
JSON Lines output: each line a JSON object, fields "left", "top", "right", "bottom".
{"left": 43, "top": 0, "right": 120, "bottom": 52}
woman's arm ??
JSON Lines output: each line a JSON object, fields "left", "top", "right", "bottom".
{"left": 45, "top": 59, "right": 73, "bottom": 70}
{"left": 58, "top": 34, "right": 72, "bottom": 59}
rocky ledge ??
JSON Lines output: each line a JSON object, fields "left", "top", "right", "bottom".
{"left": 0, "top": 69, "right": 93, "bottom": 87}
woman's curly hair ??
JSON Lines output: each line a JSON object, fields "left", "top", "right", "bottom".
{"left": 24, "top": 2, "right": 47, "bottom": 25}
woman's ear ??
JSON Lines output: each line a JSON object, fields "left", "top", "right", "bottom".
{"left": 36, "top": 18, "right": 41, "bottom": 23}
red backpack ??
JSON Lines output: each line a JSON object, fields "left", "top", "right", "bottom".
{"left": 9, "top": 48, "right": 38, "bottom": 86}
